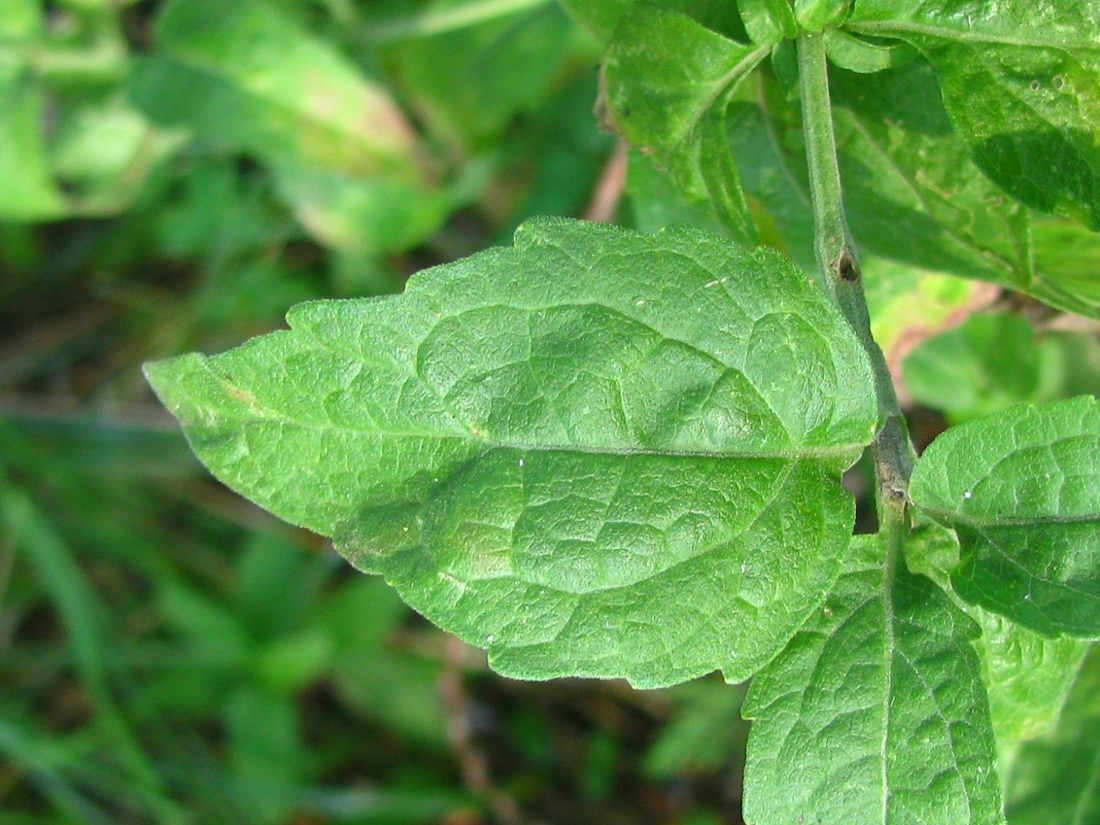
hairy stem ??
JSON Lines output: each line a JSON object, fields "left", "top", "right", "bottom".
{"left": 795, "top": 30, "right": 914, "bottom": 533}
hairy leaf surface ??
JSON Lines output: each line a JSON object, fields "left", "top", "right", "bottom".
{"left": 145, "top": 218, "right": 877, "bottom": 689}
{"left": 910, "top": 397, "right": 1100, "bottom": 638}
{"left": 743, "top": 535, "right": 1004, "bottom": 825}
{"left": 848, "top": 0, "right": 1100, "bottom": 229}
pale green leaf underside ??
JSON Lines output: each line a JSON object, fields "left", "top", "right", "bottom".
{"left": 1007, "top": 642, "right": 1100, "bottom": 825}
{"left": 909, "top": 397, "right": 1100, "bottom": 639}
{"left": 145, "top": 218, "right": 877, "bottom": 689}
{"left": 742, "top": 535, "right": 1004, "bottom": 825}
{"left": 849, "top": 0, "right": 1100, "bottom": 229}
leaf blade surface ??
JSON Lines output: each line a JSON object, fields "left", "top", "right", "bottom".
{"left": 145, "top": 218, "right": 877, "bottom": 688}
{"left": 743, "top": 535, "right": 1005, "bottom": 825}
{"left": 848, "top": 0, "right": 1100, "bottom": 228}
{"left": 909, "top": 396, "right": 1100, "bottom": 638}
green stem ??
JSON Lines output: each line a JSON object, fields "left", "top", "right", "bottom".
{"left": 795, "top": 30, "right": 914, "bottom": 532}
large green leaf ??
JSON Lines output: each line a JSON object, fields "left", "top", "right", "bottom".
{"left": 129, "top": 0, "right": 429, "bottom": 182}
{"left": 600, "top": 4, "right": 768, "bottom": 247}
{"left": 742, "top": 534, "right": 1005, "bottom": 825}
{"left": 1006, "top": 642, "right": 1100, "bottom": 825}
{"left": 145, "top": 218, "right": 877, "bottom": 689}
{"left": 848, "top": 0, "right": 1100, "bottom": 229}
{"left": 909, "top": 397, "right": 1100, "bottom": 639}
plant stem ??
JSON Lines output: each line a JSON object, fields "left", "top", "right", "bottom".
{"left": 795, "top": 29, "right": 914, "bottom": 532}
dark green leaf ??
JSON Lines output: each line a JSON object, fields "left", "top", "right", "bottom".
{"left": 743, "top": 535, "right": 1005, "bottom": 825}
{"left": 848, "top": 0, "right": 1100, "bottom": 229}
{"left": 909, "top": 397, "right": 1100, "bottom": 638}
{"left": 829, "top": 59, "right": 1034, "bottom": 287}
{"left": 145, "top": 217, "right": 877, "bottom": 688}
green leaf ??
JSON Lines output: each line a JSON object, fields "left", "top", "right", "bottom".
{"left": 824, "top": 29, "right": 917, "bottom": 74}
{"left": 600, "top": 4, "right": 768, "bottom": 248}
{"left": 848, "top": 0, "right": 1100, "bottom": 229}
{"left": 387, "top": 1, "right": 575, "bottom": 148}
{"left": 742, "top": 535, "right": 1005, "bottom": 825}
{"left": 904, "top": 520, "right": 1089, "bottom": 745}
{"left": 725, "top": 96, "right": 819, "bottom": 274}
{"left": 828, "top": 59, "right": 1034, "bottom": 288}
{"left": 903, "top": 313, "right": 1043, "bottom": 424}
{"left": 625, "top": 149, "right": 729, "bottom": 237}
{"left": 904, "top": 313, "right": 1100, "bottom": 423}
{"left": 145, "top": 217, "right": 877, "bottom": 689}
{"left": 1006, "top": 642, "right": 1100, "bottom": 824}
{"left": 1031, "top": 215, "right": 1100, "bottom": 316}
{"left": 0, "top": 75, "right": 67, "bottom": 220}
{"left": 739, "top": 0, "right": 797, "bottom": 46}
{"left": 975, "top": 607, "right": 1087, "bottom": 744}
{"left": 129, "top": 0, "right": 429, "bottom": 181}
{"left": 273, "top": 167, "right": 450, "bottom": 257}
{"left": 909, "top": 397, "right": 1100, "bottom": 638}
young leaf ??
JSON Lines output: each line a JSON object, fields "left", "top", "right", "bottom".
{"left": 145, "top": 218, "right": 877, "bottom": 689}
{"left": 742, "top": 535, "right": 1005, "bottom": 825}
{"left": 1006, "top": 643, "right": 1100, "bottom": 824}
{"left": 909, "top": 397, "right": 1100, "bottom": 639}
{"left": 847, "top": 0, "right": 1100, "bottom": 229}
{"left": 739, "top": 0, "right": 798, "bottom": 46}
{"left": 600, "top": 4, "right": 768, "bottom": 248}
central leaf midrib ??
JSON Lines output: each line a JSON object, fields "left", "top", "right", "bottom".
{"left": 256, "top": 415, "right": 866, "bottom": 461}
{"left": 846, "top": 20, "right": 1100, "bottom": 51}
{"left": 917, "top": 506, "right": 1100, "bottom": 528}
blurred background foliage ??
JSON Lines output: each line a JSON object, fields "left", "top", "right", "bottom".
{"left": 0, "top": 0, "right": 1097, "bottom": 823}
